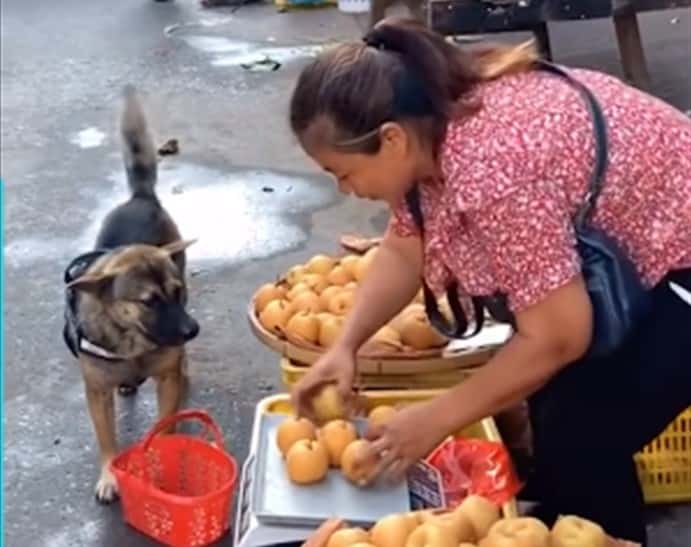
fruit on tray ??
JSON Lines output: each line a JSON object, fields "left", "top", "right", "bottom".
{"left": 312, "top": 384, "right": 346, "bottom": 423}
{"left": 479, "top": 517, "right": 550, "bottom": 547}
{"left": 318, "top": 315, "right": 346, "bottom": 347}
{"left": 415, "top": 510, "right": 475, "bottom": 543}
{"left": 327, "top": 264, "right": 353, "bottom": 286}
{"left": 307, "top": 254, "right": 337, "bottom": 275}
{"left": 254, "top": 282, "right": 286, "bottom": 313}
{"left": 286, "top": 438, "right": 329, "bottom": 485}
{"left": 341, "top": 439, "right": 378, "bottom": 486}
{"left": 288, "top": 282, "right": 311, "bottom": 301}
{"left": 319, "top": 420, "right": 358, "bottom": 467}
{"left": 456, "top": 495, "right": 501, "bottom": 540}
{"left": 406, "top": 521, "right": 458, "bottom": 547}
{"left": 326, "top": 527, "right": 370, "bottom": 547}
{"left": 365, "top": 325, "right": 403, "bottom": 351}
{"left": 286, "top": 264, "right": 307, "bottom": 286}
{"left": 276, "top": 417, "right": 317, "bottom": 457}
{"left": 423, "top": 512, "right": 475, "bottom": 543}
{"left": 370, "top": 513, "right": 418, "bottom": 547}
{"left": 252, "top": 250, "right": 451, "bottom": 354}
{"left": 340, "top": 254, "right": 360, "bottom": 277}
{"left": 285, "top": 311, "right": 321, "bottom": 344}
{"left": 550, "top": 515, "right": 607, "bottom": 547}
{"left": 367, "top": 405, "right": 398, "bottom": 429}
{"left": 259, "top": 299, "right": 293, "bottom": 332}
{"left": 399, "top": 307, "right": 448, "bottom": 351}
{"left": 291, "top": 291, "right": 323, "bottom": 314}
{"left": 302, "top": 494, "right": 620, "bottom": 547}
{"left": 320, "top": 286, "right": 343, "bottom": 310}
{"left": 393, "top": 302, "right": 424, "bottom": 323}
{"left": 327, "top": 289, "right": 356, "bottom": 315}
{"left": 303, "top": 273, "right": 330, "bottom": 294}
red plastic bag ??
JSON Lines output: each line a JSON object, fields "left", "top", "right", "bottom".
{"left": 426, "top": 436, "right": 521, "bottom": 508}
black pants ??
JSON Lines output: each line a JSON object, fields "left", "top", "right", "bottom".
{"left": 527, "top": 269, "right": 691, "bottom": 545}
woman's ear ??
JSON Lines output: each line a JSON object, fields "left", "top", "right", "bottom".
{"left": 379, "top": 122, "right": 409, "bottom": 157}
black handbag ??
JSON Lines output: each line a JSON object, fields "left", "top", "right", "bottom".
{"left": 405, "top": 61, "right": 652, "bottom": 359}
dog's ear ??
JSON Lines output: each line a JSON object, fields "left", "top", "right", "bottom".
{"left": 67, "top": 273, "right": 116, "bottom": 293}
{"left": 161, "top": 239, "right": 197, "bottom": 257}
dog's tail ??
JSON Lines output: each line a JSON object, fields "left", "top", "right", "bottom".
{"left": 121, "top": 85, "right": 157, "bottom": 199}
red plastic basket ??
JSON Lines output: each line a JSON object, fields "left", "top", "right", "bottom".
{"left": 111, "top": 410, "right": 238, "bottom": 547}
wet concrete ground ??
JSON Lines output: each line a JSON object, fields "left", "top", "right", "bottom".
{"left": 2, "top": 1, "right": 689, "bottom": 545}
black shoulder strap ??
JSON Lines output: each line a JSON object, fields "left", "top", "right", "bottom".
{"left": 405, "top": 188, "right": 485, "bottom": 339}
{"left": 536, "top": 61, "right": 609, "bottom": 227}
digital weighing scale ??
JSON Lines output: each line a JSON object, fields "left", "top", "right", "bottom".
{"left": 233, "top": 408, "right": 418, "bottom": 546}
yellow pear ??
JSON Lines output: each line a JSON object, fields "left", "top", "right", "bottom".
{"left": 254, "top": 283, "right": 286, "bottom": 313}
{"left": 312, "top": 384, "right": 346, "bottom": 422}
{"left": 285, "top": 264, "right": 307, "bottom": 286}
{"left": 327, "top": 528, "right": 370, "bottom": 547}
{"left": 291, "top": 290, "right": 323, "bottom": 314}
{"left": 399, "top": 308, "right": 447, "bottom": 350}
{"left": 276, "top": 417, "right": 316, "bottom": 456}
{"left": 259, "top": 300, "right": 292, "bottom": 333}
{"left": 319, "top": 315, "right": 345, "bottom": 347}
{"left": 318, "top": 419, "right": 358, "bottom": 467}
{"left": 285, "top": 311, "right": 320, "bottom": 344}
{"left": 319, "top": 285, "right": 343, "bottom": 310}
{"left": 327, "top": 265, "right": 353, "bottom": 286}
{"left": 307, "top": 254, "right": 336, "bottom": 275}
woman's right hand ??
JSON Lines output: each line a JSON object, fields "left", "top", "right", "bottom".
{"left": 291, "top": 342, "right": 357, "bottom": 421}
{"left": 291, "top": 229, "right": 422, "bottom": 420}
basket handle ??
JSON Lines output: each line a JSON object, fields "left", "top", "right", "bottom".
{"left": 141, "top": 409, "right": 225, "bottom": 452}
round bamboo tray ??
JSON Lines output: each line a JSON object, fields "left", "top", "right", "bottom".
{"left": 248, "top": 302, "right": 496, "bottom": 375}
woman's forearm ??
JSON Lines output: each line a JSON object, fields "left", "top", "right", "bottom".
{"left": 432, "top": 333, "right": 569, "bottom": 436}
{"left": 337, "top": 231, "right": 423, "bottom": 353}
{"left": 432, "top": 276, "right": 592, "bottom": 437}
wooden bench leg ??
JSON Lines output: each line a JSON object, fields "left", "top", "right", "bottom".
{"left": 532, "top": 22, "right": 552, "bottom": 61}
{"left": 613, "top": 10, "right": 652, "bottom": 91}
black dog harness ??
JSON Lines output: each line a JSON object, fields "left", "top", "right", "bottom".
{"left": 62, "top": 249, "right": 125, "bottom": 362}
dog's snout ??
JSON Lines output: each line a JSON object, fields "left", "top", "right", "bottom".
{"left": 181, "top": 316, "right": 200, "bottom": 341}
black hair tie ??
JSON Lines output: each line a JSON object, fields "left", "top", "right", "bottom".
{"left": 363, "top": 34, "right": 385, "bottom": 50}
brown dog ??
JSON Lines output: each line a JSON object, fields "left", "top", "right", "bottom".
{"left": 62, "top": 86, "right": 199, "bottom": 503}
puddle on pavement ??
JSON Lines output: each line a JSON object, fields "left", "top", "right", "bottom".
{"left": 69, "top": 127, "right": 106, "bottom": 149}
{"left": 4, "top": 162, "right": 336, "bottom": 269}
{"left": 167, "top": 25, "right": 328, "bottom": 68}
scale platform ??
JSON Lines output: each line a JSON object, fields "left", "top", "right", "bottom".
{"left": 233, "top": 407, "right": 430, "bottom": 546}
{"left": 233, "top": 398, "right": 452, "bottom": 547}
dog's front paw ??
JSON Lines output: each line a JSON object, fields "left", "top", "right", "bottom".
{"left": 94, "top": 467, "right": 119, "bottom": 504}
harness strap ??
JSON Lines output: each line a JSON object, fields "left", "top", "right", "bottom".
{"left": 63, "top": 249, "right": 124, "bottom": 361}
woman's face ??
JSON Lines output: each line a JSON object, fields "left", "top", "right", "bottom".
{"left": 305, "top": 123, "right": 428, "bottom": 207}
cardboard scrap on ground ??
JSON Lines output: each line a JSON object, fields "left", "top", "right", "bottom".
{"left": 339, "top": 233, "right": 382, "bottom": 254}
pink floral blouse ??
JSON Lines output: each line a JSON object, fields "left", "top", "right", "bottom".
{"left": 391, "top": 67, "right": 691, "bottom": 312}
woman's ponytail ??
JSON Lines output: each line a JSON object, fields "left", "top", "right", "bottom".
{"left": 362, "top": 18, "right": 477, "bottom": 121}
{"left": 290, "top": 17, "right": 538, "bottom": 154}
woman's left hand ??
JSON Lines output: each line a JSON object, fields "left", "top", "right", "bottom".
{"left": 362, "top": 400, "right": 450, "bottom": 484}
